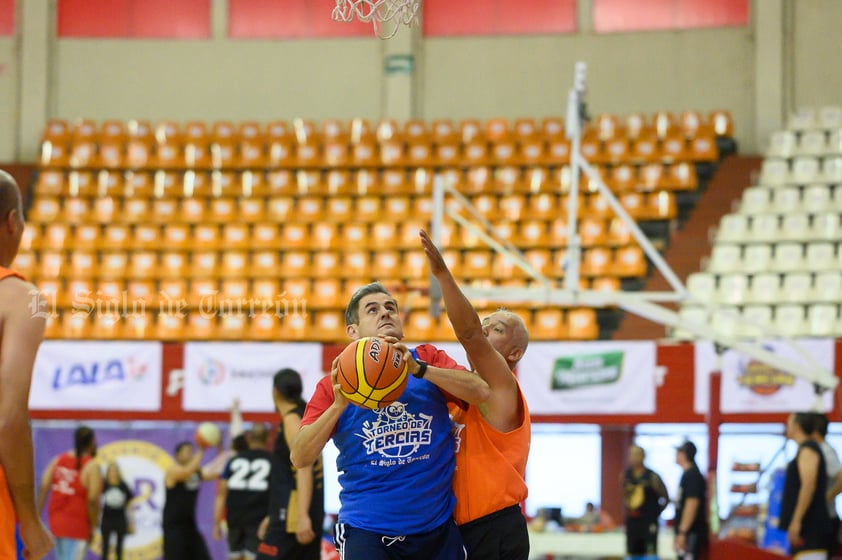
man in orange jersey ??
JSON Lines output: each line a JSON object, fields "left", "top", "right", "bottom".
{"left": 0, "top": 170, "right": 54, "bottom": 560}
{"left": 420, "top": 230, "right": 531, "bottom": 559}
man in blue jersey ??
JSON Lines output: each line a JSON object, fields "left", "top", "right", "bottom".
{"left": 291, "top": 282, "right": 490, "bottom": 560}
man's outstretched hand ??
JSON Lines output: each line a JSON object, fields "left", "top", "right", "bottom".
{"left": 420, "top": 229, "right": 449, "bottom": 277}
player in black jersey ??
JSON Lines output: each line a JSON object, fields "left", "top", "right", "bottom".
{"left": 257, "top": 368, "right": 324, "bottom": 560}
{"left": 162, "top": 441, "right": 211, "bottom": 560}
{"left": 214, "top": 423, "right": 274, "bottom": 560}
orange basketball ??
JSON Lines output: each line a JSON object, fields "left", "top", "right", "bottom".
{"left": 336, "top": 337, "right": 408, "bottom": 410}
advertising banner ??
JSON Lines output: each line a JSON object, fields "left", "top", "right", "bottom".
{"left": 30, "top": 342, "right": 162, "bottom": 411}
{"left": 694, "top": 339, "right": 835, "bottom": 413}
{"left": 183, "top": 343, "right": 324, "bottom": 412}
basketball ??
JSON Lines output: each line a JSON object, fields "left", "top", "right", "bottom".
{"left": 336, "top": 337, "right": 409, "bottom": 410}
{"left": 195, "top": 422, "right": 221, "bottom": 448}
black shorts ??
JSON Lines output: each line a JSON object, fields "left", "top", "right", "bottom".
{"left": 256, "top": 521, "right": 321, "bottom": 560}
{"left": 163, "top": 524, "right": 211, "bottom": 560}
{"left": 228, "top": 524, "right": 261, "bottom": 557}
{"left": 334, "top": 518, "right": 466, "bottom": 560}
{"left": 458, "top": 505, "right": 529, "bottom": 560}
{"left": 625, "top": 518, "right": 659, "bottom": 555}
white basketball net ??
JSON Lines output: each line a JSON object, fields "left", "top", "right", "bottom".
{"left": 333, "top": 0, "right": 421, "bottom": 39}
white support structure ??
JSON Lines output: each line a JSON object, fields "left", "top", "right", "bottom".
{"left": 429, "top": 62, "right": 837, "bottom": 392}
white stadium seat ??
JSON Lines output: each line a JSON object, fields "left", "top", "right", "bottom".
{"left": 749, "top": 214, "right": 781, "bottom": 242}
{"left": 807, "top": 303, "right": 839, "bottom": 337}
{"left": 828, "top": 130, "right": 842, "bottom": 155}
{"left": 758, "top": 159, "right": 788, "bottom": 187}
{"left": 802, "top": 184, "right": 832, "bottom": 214}
{"left": 717, "top": 274, "right": 749, "bottom": 305}
{"left": 771, "top": 242, "right": 805, "bottom": 273}
{"left": 780, "top": 214, "right": 810, "bottom": 241}
{"left": 738, "top": 305, "right": 774, "bottom": 339}
{"left": 673, "top": 306, "right": 708, "bottom": 340}
{"left": 822, "top": 156, "right": 842, "bottom": 183}
{"left": 796, "top": 130, "right": 828, "bottom": 157}
{"left": 813, "top": 272, "right": 842, "bottom": 302}
{"left": 805, "top": 242, "right": 838, "bottom": 272}
{"left": 819, "top": 106, "right": 842, "bottom": 129}
{"left": 747, "top": 273, "right": 781, "bottom": 305}
{"left": 774, "top": 304, "right": 808, "bottom": 337}
{"left": 770, "top": 187, "right": 802, "bottom": 214}
{"left": 716, "top": 214, "right": 749, "bottom": 243}
{"left": 686, "top": 272, "right": 716, "bottom": 303}
{"left": 767, "top": 131, "right": 796, "bottom": 159}
{"left": 707, "top": 245, "right": 742, "bottom": 274}
{"left": 742, "top": 244, "right": 773, "bottom": 274}
{"left": 739, "top": 187, "right": 770, "bottom": 214}
{"left": 787, "top": 108, "right": 817, "bottom": 131}
{"left": 811, "top": 212, "right": 841, "bottom": 241}
{"left": 780, "top": 273, "right": 813, "bottom": 303}
{"left": 712, "top": 307, "right": 740, "bottom": 338}
{"left": 790, "top": 157, "right": 821, "bottom": 185}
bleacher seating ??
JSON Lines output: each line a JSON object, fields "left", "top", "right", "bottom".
{"left": 23, "top": 112, "right": 731, "bottom": 341}
{"left": 678, "top": 105, "right": 842, "bottom": 339}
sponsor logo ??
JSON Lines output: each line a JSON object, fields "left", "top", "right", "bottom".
{"left": 357, "top": 402, "right": 433, "bottom": 463}
{"left": 551, "top": 351, "right": 624, "bottom": 390}
{"left": 91, "top": 440, "right": 174, "bottom": 560}
{"left": 197, "top": 358, "right": 226, "bottom": 386}
{"left": 197, "top": 357, "right": 278, "bottom": 386}
{"left": 736, "top": 347, "right": 794, "bottom": 396}
{"left": 51, "top": 357, "right": 149, "bottom": 391}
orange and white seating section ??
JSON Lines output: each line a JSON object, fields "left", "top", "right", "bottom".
{"left": 679, "top": 106, "right": 842, "bottom": 339}
{"left": 20, "top": 111, "right": 731, "bottom": 342}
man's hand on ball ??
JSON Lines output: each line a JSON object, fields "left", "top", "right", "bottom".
{"left": 330, "top": 357, "right": 349, "bottom": 408}
{"left": 387, "top": 339, "right": 420, "bottom": 375}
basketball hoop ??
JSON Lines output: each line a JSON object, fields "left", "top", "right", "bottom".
{"left": 332, "top": 0, "right": 420, "bottom": 39}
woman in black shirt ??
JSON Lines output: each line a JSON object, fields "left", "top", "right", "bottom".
{"left": 779, "top": 412, "right": 833, "bottom": 559}
{"left": 100, "top": 462, "right": 134, "bottom": 560}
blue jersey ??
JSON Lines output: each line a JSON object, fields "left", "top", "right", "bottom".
{"left": 303, "top": 344, "right": 465, "bottom": 535}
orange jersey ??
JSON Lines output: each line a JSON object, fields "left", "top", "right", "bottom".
{"left": 450, "top": 381, "right": 531, "bottom": 525}
{"left": 0, "top": 265, "right": 24, "bottom": 558}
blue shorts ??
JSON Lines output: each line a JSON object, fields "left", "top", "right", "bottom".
{"left": 333, "top": 519, "right": 466, "bottom": 560}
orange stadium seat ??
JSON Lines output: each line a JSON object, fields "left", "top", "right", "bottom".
{"left": 311, "top": 222, "right": 339, "bottom": 251}
{"left": 312, "top": 311, "right": 345, "bottom": 341}
{"left": 69, "top": 250, "right": 97, "bottom": 279}
{"left": 249, "top": 313, "right": 280, "bottom": 340}
{"left": 690, "top": 131, "right": 719, "bottom": 162}
{"left": 541, "top": 117, "right": 565, "bottom": 139}
{"left": 531, "top": 309, "right": 567, "bottom": 340}
{"left": 156, "top": 313, "right": 185, "bottom": 340}
{"left": 372, "top": 251, "right": 402, "bottom": 280}
{"left": 60, "top": 312, "right": 91, "bottom": 339}
{"left": 709, "top": 110, "right": 734, "bottom": 138}
{"left": 679, "top": 111, "right": 702, "bottom": 139}
{"left": 42, "top": 224, "right": 69, "bottom": 250}
{"left": 12, "top": 252, "right": 34, "bottom": 278}
{"left": 615, "top": 246, "right": 647, "bottom": 277}
{"left": 186, "top": 313, "right": 216, "bottom": 339}
{"left": 69, "top": 140, "right": 98, "bottom": 167}
{"left": 187, "top": 278, "right": 218, "bottom": 307}
{"left": 279, "top": 313, "right": 310, "bottom": 341}
{"left": 567, "top": 308, "right": 599, "bottom": 340}
{"left": 579, "top": 217, "right": 608, "bottom": 247}
{"left": 220, "top": 251, "right": 248, "bottom": 278}
{"left": 581, "top": 247, "right": 612, "bottom": 277}
{"left": 312, "top": 278, "right": 343, "bottom": 309}
{"left": 42, "top": 119, "right": 70, "bottom": 143}
{"left": 218, "top": 313, "right": 247, "bottom": 340}
{"left": 37, "top": 251, "right": 63, "bottom": 279}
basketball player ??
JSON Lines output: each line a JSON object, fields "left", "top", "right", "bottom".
{"left": 420, "top": 229, "right": 531, "bottom": 559}
{"left": 622, "top": 444, "right": 669, "bottom": 559}
{"left": 162, "top": 441, "right": 211, "bottom": 560}
{"left": 255, "top": 368, "right": 324, "bottom": 560}
{"left": 214, "top": 423, "right": 274, "bottom": 560}
{"left": 291, "top": 282, "right": 490, "bottom": 560}
{"left": 38, "top": 426, "right": 102, "bottom": 560}
{"left": 0, "top": 170, "right": 54, "bottom": 560}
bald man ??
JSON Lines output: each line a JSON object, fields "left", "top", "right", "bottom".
{"left": 421, "top": 230, "right": 531, "bottom": 560}
{"left": 0, "top": 170, "right": 54, "bottom": 559}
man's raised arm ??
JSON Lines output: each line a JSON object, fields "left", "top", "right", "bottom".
{"left": 420, "top": 230, "right": 520, "bottom": 431}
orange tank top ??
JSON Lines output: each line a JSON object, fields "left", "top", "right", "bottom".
{"left": 450, "top": 381, "right": 531, "bottom": 525}
{"left": 0, "top": 266, "right": 24, "bottom": 556}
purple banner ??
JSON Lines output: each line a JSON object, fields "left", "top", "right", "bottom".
{"left": 33, "top": 422, "right": 231, "bottom": 560}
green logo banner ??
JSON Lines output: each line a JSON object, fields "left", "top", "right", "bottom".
{"left": 551, "top": 351, "right": 624, "bottom": 390}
